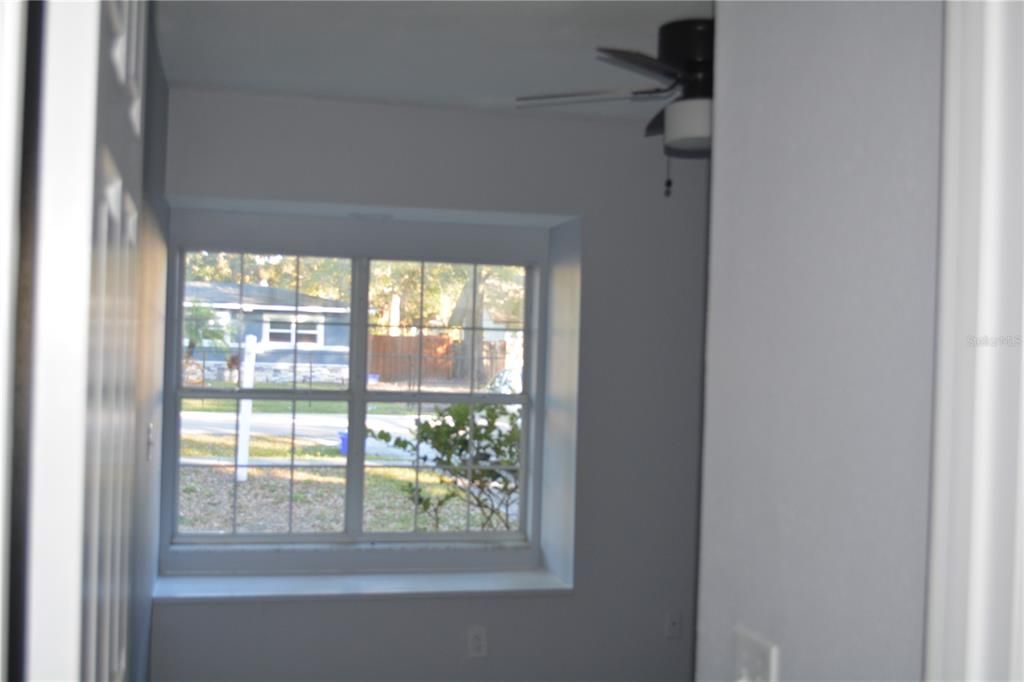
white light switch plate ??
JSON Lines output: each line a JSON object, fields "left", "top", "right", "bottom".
{"left": 735, "top": 626, "right": 779, "bottom": 682}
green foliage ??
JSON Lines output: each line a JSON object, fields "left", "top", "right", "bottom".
{"left": 368, "top": 262, "right": 525, "bottom": 328}
{"left": 186, "top": 252, "right": 525, "bottom": 329}
{"left": 299, "top": 256, "right": 352, "bottom": 303}
{"left": 369, "top": 260, "right": 423, "bottom": 326}
{"left": 186, "top": 252, "right": 352, "bottom": 305}
{"left": 477, "top": 265, "right": 525, "bottom": 326}
{"left": 183, "top": 304, "right": 230, "bottom": 352}
{"left": 245, "top": 254, "right": 297, "bottom": 290}
{"left": 185, "top": 251, "right": 239, "bottom": 284}
{"left": 421, "top": 263, "right": 472, "bottom": 326}
{"left": 401, "top": 481, "right": 459, "bottom": 531}
{"left": 374, "top": 403, "right": 520, "bottom": 531}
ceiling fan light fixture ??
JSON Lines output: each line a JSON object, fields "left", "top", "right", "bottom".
{"left": 663, "top": 97, "right": 711, "bottom": 153}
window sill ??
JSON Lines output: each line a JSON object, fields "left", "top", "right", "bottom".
{"left": 153, "top": 568, "right": 572, "bottom": 603}
{"left": 160, "top": 537, "right": 541, "bottom": 576}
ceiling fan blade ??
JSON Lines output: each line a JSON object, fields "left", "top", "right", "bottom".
{"left": 516, "top": 84, "right": 677, "bottom": 107}
{"left": 644, "top": 109, "right": 665, "bottom": 137}
{"left": 516, "top": 87, "right": 643, "bottom": 104}
{"left": 596, "top": 47, "right": 681, "bottom": 83}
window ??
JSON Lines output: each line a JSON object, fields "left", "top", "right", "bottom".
{"left": 172, "top": 251, "right": 529, "bottom": 547}
{"left": 296, "top": 320, "right": 319, "bottom": 344}
{"left": 266, "top": 318, "right": 292, "bottom": 343}
{"left": 160, "top": 209, "right": 578, "bottom": 584}
{"left": 262, "top": 315, "right": 324, "bottom": 347}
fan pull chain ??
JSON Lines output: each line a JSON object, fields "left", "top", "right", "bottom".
{"left": 664, "top": 157, "right": 673, "bottom": 197}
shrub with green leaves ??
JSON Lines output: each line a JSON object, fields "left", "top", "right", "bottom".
{"left": 373, "top": 403, "right": 519, "bottom": 531}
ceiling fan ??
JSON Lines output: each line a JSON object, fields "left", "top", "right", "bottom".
{"left": 516, "top": 19, "right": 714, "bottom": 156}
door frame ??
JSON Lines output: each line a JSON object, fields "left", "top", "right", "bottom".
{"left": 0, "top": 0, "right": 28, "bottom": 676}
{"left": 926, "top": 2, "right": 1023, "bottom": 679}
{"left": 21, "top": 3, "right": 103, "bottom": 679}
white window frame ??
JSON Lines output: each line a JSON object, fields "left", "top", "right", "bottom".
{"left": 926, "top": 3, "right": 1024, "bottom": 679}
{"left": 158, "top": 209, "right": 559, "bottom": 577}
{"left": 261, "top": 313, "right": 325, "bottom": 348}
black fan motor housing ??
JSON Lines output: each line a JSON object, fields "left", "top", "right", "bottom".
{"left": 658, "top": 19, "right": 713, "bottom": 98}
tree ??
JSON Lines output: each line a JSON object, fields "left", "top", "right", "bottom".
{"left": 185, "top": 253, "right": 525, "bottom": 327}
{"left": 298, "top": 256, "right": 351, "bottom": 303}
{"left": 186, "top": 252, "right": 352, "bottom": 309}
{"left": 373, "top": 403, "right": 520, "bottom": 531}
{"left": 244, "top": 254, "right": 297, "bottom": 290}
{"left": 368, "top": 262, "right": 525, "bottom": 329}
{"left": 182, "top": 304, "right": 228, "bottom": 355}
{"left": 368, "top": 260, "right": 423, "bottom": 326}
{"left": 422, "top": 262, "right": 472, "bottom": 326}
{"left": 476, "top": 265, "right": 524, "bottom": 327}
{"left": 185, "top": 251, "right": 240, "bottom": 285}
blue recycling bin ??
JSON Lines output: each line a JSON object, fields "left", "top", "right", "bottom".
{"left": 337, "top": 431, "right": 349, "bottom": 455}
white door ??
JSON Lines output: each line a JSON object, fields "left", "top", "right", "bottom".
{"left": 23, "top": 2, "right": 146, "bottom": 680}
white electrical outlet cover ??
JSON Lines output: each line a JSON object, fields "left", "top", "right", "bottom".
{"left": 735, "top": 626, "right": 779, "bottom": 682}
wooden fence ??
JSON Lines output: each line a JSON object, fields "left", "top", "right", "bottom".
{"left": 368, "top": 335, "right": 507, "bottom": 388}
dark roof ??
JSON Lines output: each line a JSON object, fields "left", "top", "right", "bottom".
{"left": 185, "top": 282, "right": 348, "bottom": 309}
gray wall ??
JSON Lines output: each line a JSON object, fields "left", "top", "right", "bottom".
{"left": 697, "top": 2, "right": 942, "bottom": 680}
{"left": 150, "top": 88, "right": 709, "bottom": 680}
{"left": 129, "top": 17, "right": 169, "bottom": 682}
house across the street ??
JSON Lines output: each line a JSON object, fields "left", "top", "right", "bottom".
{"left": 183, "top": 281, "right": 351, "bottom": 387}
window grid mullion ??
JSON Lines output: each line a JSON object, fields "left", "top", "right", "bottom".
{"left": 288, "top": 258, "right": 300, "bottom": 532}
{"left": 291, "top": 256, "right": 299, "bottom": 391}
{"left": 414, "top": 264, "right": 426, "bottom": 531}
{"left": 345, "top": 258, "right": 370, "bottom": 536}
{"left": 466, "top": 266, "right": 477, "bottom": 532}
{"left": 414, "top": 404, "right": 422, "bottom": 533}
{"left": 470, "top": 264, "right": 478, "bottom": 392}
{"left": 231, "top": 254, "right": 246, "bottom": 533}
{"left": 466, "top": 404, "right": 474, "bottom": 532}
{"left": 287, "top": 400, "right": 295, "bottom": 534}
{"left": 518, "top": 266, "right": 535, "bottom": 537}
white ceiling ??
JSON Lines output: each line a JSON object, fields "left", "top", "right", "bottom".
{"left": 154, "top": 1, "right": 712, "bottom": 123}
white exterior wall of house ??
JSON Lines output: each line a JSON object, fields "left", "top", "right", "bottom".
{"left": 148, "top": 87, "right": 710, "bottom": 680}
